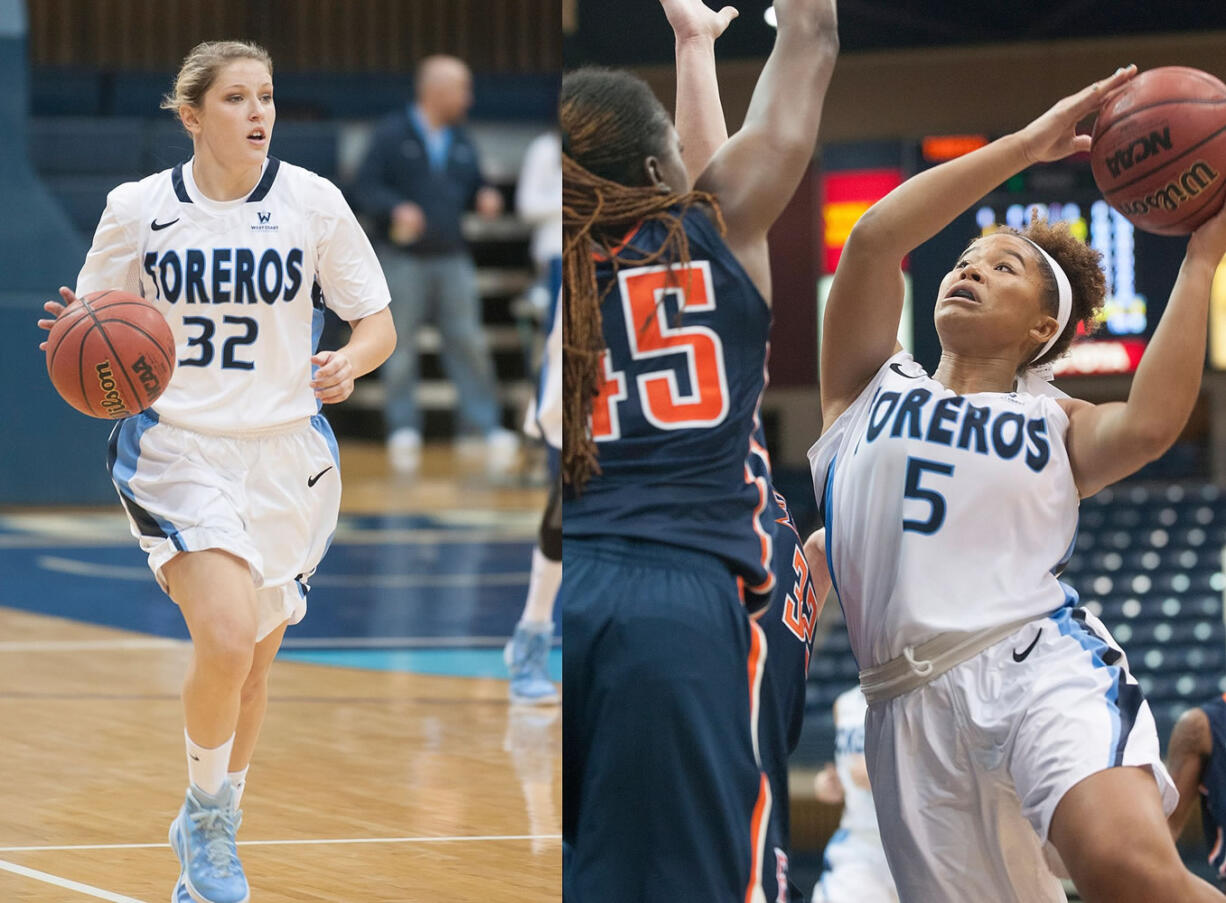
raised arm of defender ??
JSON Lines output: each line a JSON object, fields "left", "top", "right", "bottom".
{"left": 692, "top": 0, "right": 838, "bottom": 299}
{"left": 662, "top": 0, "right": 739, "bottom": 183}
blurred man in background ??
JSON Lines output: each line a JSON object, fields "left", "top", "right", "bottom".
{"left": 354, "top": 54, "right": 516, "bottom": 477}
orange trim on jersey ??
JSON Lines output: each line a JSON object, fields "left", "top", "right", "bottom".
{"left": 745, "top": 621, "right": 770, "bottom": 903}
{"left": 590, "top": 220, "right": 644, "bottom": 262}
{"left": 745, "top": 772, "right": 771, "bottom": 903}
{"left": 747, "top": 620, "right": 765, "bottom": 734}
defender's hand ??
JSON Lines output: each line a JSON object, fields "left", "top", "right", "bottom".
{"left": 661, "top": 0, "right": 739, "bottom": 45}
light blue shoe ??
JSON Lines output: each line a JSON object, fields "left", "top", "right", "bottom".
{"left": 504, "top": 621, "right": 559, "bottom": 705}
{"left": 168, "top": 783, "right": 248, "bottom": 903}
{"left": 171, "top": 873, "right": 192, "bottom": 903}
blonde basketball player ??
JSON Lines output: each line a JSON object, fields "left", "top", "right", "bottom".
{"left": 812, "top": 66, "right": 1226, "bottom": 902}
{"left": 37, "top": 41, "right": 394, "bottom": 903}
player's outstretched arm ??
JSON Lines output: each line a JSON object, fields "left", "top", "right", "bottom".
{"left": 662, "top": 0, "right": 738, "bottom": 184}
{"left": 820, "top": 66, "right": 1137, "bottom": 423}
{"left": 1060, "top": 201, "right": 1226, "bottom": 497}
{"left": 1165, "top": 707, "right": 1212, "bottom": 841}
{"left": 693, "top": 0, "right": 838, "bottom": 293}
{"left": 311, "top": 308, "right": 396, "bottom": 404}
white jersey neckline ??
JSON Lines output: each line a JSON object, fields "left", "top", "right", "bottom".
{"left": 181, "top": 157, "right": 270, "bottom": 214}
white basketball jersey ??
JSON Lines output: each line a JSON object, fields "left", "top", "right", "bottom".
{"left": 833, "top": 686, "right": 879, "bottom": 839}
{"left": 808, "top": 352, "right": 1078, "bottom": 669}
{"left": 76, "top": 157, "right": 390, "bottom": 434}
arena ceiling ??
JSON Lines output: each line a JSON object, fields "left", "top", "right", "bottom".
{"left": 567, "top": 0, "right": 1226, "bottom": 66}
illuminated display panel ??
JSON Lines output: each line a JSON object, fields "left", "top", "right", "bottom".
{"left": 821, "top": 168, "right": 902, "bottom": 272}
{"left": 819, "top": 160, "right": 911, "bottom": 353}
{"left": 971, "top": 200, "right": 1147, "bottom": 375}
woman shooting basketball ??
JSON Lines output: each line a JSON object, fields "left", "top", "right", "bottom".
{"left": 37, "top": 41, "right": 394, "bottom": 903}
{"left": 812, "top": 65, "right": 1226, "bottom": 902}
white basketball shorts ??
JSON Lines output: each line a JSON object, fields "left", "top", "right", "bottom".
{"left": 864, "top": 603, "right": 1177, "bottom": 903}
{"left": 107, "top": 411, "right": 342, "bottom": 641}
{"left": 811, "top": 828, "right": 898, "bottom": 903}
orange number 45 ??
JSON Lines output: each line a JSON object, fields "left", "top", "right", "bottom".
{"left": 590, "top": 262, "right": 730, "bottom": 440}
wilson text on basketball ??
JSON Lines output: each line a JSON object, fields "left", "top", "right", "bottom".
{"left": 95, "top": 361, "right": 132, "bottom": 418}
{"left": 1116, "top": 160, "right": 1221, "bottom": 217}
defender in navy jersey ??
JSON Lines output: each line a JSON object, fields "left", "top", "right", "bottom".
{"left": 38, "top": 42, "right": 394, "bottom": 903}
{"left": 1167, "top": 695, "right": 1226, "bottom": 882}
{"left": 646, "top": 7, "right": 834, "bottom": 898}
{"left": 814, "top": 63, "right": 1226, "bottom": 903}
{"left": 756, "top": 481, "right": 830, "bottom": 903}
{"left": 564, "top": 209, "right": 776, "bottom": 606}
{"left": 560, "top": 1, "right": 837, "bottom": 898}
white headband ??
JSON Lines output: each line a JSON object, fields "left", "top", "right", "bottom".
{"left": 1019, "top": 236, "right": 1073, "bottom": 365}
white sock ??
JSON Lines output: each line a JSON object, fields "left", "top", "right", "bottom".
{"left": 227, "top": 767, "right": 249, "bottom": 807}
{"left": 185, "top": 729, "right": 234, "bottom": 797}
{"left": 521, "top": 548, "right": 561, "bottom": 624}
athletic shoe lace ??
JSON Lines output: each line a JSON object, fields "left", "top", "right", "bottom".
{"left": 190, "top": 807, "right": 240, "bottom": 875}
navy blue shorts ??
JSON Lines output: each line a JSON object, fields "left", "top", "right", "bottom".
{"left": 562, "top": 536, "right": 769, "bottom": 901}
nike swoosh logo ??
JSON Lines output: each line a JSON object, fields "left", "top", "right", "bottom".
{"left": 889, "top": 362, "right": 923, "bottom": 379}
{"left": 1012, "top": 628, "right": 1042, "bottom": 662}
{"left": 307, "top": 466, "right": 334, "bottom": 487}
{"left": 151, "top": 218, "right": 180, "bottom": 231}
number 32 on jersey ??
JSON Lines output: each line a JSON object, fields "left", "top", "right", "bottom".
{"left": 590, "top": 262, "right": 730, "bottom": 440}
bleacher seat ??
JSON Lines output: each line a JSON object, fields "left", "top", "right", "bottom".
{"left": 27, "top": 117, "right": 146, "bottom": 176}
{"left": 42, "top": 173, "right": 125, "bottom": 236}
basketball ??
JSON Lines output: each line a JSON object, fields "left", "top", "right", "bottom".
{"left": 1091, "top": 66, "right": 1226, "bottom": 235}
{"left": 44, "top": 290, "right": 175, "bottom": 419}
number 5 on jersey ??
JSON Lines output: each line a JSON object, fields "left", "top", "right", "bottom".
{"left": 590, "top": 262, "right": 729, "bottom": 441}
{"left": 903, "top": 456, "right": 954, "bottom": 534}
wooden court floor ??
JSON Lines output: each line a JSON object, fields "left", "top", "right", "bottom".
{"left": 0, "top": 440, "right": 560, "bottom": 901}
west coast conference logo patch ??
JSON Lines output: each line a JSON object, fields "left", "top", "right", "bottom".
{"left": 251, "top": 210, "right": 278, "bottom": 232}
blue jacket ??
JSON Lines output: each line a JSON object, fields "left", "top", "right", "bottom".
{"left": 353, "top": 107, "right": 488, "bottom": 256}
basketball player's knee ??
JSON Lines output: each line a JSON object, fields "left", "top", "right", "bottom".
{"left": 194, "top": 618, "right": 257, "bottom": 677}
{"left": 239, "top": 655, "right": 275, "bottom": 704}
{"left": 239, "top": 669, "right": 269, "bottom": 707}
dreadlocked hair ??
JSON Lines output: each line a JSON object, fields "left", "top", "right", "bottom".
{"left": 562, "top": 67, "right": 724, "bottom": 493}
